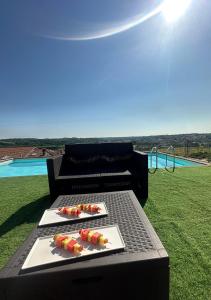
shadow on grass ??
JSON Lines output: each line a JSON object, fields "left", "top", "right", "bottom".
{"left": 0, "top": 195, "right": 51, "bottom": 237}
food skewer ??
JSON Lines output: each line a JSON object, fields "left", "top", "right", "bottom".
{"left": 53, "top": 234, "right": 83, "bottom": 254}
{"left": 79, "top": 229, "right": 108, "bottom": 246}
{"left": 77, "top": 204, "right": 101, "bottom": 213}
{"left": 58, "top": 206, "right": 81, "bottom": 216}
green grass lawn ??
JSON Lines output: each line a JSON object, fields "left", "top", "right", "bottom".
{"left": 0, "top": 167, "right": 211, "bottom": 299}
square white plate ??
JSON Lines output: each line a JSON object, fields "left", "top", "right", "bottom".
{"left": 22, "top": 225, "right": 125, "bottom": 271}
{"left": 39, "top": 202, "right": 108, "bottom": 226}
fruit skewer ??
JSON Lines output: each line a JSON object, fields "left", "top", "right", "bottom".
{"left": 58, "top": 206, "right": 81, "bottom": 216}
{"left": 53, "top": 234, "right": 83, "bottom": 254}
{"left": 79, "top": 229, "right": 108, "bottom": 246}
{"left": 77, "top": 204, "right": 101, "bottom": 213}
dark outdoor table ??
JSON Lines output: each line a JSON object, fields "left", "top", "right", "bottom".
{"left": 0, "top": 190, "right": 169, "bottom": 300}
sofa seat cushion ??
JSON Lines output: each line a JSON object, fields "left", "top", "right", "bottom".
{"left": 100, "top": 167, "right": 131, "bottom": 177}
{"left": 58, "top": 166, "right": 132, "bottom": 179}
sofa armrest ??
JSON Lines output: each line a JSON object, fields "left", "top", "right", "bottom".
{"left": 47, "top": 156, "right": 63, "bottom": 178}
{"left": 131, "top": 151, "right": 148, "bottom": 199}
{"left": 132, "top": 151, "right": 148, "bottom": 173}
{"left": 47, "top": 156, "right": 63, "bottom": 201}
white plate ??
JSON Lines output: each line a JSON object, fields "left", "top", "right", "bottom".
{"left": 39, "top": 202, "right": 108, "bottom": 226}
{"left": 22, "top": 225, "right": 125, "bottom": 271}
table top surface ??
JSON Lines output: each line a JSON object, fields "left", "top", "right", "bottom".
{"left": 0, "top": 190, "right": 168, "bottom": 278}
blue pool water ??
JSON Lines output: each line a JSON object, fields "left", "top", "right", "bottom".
{"left": 0, "top": 158, "right": 47, "bottom": 178}
{"left": 148, "top": 153, "right": 202, "bottom": 169}
{"left": 0, "top": 155, "right": 203, "bottom": 178}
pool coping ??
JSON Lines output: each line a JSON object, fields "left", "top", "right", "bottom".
{"left": 0, "top": 159, "right": 13, "bottom": 166}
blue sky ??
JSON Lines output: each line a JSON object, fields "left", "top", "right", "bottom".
{"left": 0, "top": 0, "right": 211, "bottom": 138}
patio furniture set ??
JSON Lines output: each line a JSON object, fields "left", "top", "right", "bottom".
{"left": 47, "top": 143, "right": 148, "bottom": 201}
{"left": 0, "top": 143, "right": 169, "bottom": 300}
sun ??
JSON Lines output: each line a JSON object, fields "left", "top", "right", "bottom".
{"left": 161, "top": 0, "right": 192, "bottom": 23}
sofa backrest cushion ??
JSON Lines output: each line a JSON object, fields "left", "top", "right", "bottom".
{"left": 65, "top": 143, "right": 132, "bottom": 156}
{"left": 64, "top": 143, "right": 133, "bottom": 169}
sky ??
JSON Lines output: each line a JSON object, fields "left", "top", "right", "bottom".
{"left": 0, "top": 0, "right": 211, "bottom": 138}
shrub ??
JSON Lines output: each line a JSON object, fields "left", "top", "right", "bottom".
{"left": 189, "top": 152, "right": 208, "bottom": 159}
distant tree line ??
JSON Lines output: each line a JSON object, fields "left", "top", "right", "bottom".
{"left": 0, "top": 133, "right": 211, "bottom": 149}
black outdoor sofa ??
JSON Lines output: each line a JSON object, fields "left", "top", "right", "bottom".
{"left": 47, "top": 143, "right": 148, "bottom": 201}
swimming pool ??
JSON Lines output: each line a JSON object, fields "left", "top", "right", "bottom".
{"left": 0, "top": 158, "right": 47, "bottom": 178}
{"left": 0, "top": 155, "right": 203, "bottom": 178}
{"left": 148, "top": 153, "right": 202, "bottom": 169}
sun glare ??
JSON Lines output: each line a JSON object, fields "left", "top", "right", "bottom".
{"left": 162, "top": 0, "right": 192, "bottom": 23}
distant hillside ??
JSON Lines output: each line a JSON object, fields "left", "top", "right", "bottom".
{"left": 0, "top": 133, "right": 211, "bottom": 148}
